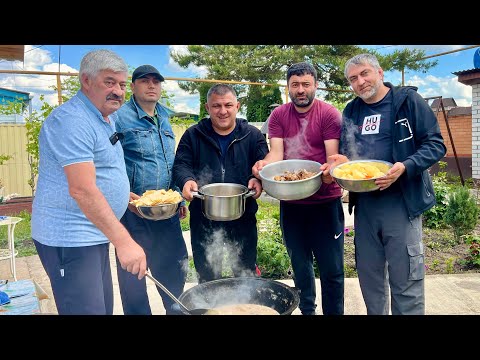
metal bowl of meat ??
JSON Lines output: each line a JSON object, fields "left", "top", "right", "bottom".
{"left": 137, "top": 201, "right": 181, "bottom": 221}
{"left": 259, "top": 159, "right": 322, "bottom": 201}
{"left": 330, "top": 159, "right": 393, "bottom": 193}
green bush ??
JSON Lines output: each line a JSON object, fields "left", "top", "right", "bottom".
{"left": 257, "top": 237, "right": 292, "bottom": 278}
{"left": 463, "top": 234, "right": 480, "bottom": 267}
{"left": 180, "top": 203, "right": 190, "bottom": 231}
{"left": 169, "top": 116, "right": 196, "bottom": 126}
{"left": 255, "top": 200, "right": 292, "bottom": 278}
{"left": 424, "top": 164, "right": 453, "bottom": 229}
{"left": 444, "top": 186, "right": 479, "bottom": 243}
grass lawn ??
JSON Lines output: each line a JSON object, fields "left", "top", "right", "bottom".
{"left": 0, "top": 210, "right": 36, "bottom": 257}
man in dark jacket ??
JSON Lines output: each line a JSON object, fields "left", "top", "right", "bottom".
{"left": 172, "top": 84, "right": 268, "bottom": 283}
{"left": 329, "top": 53, "right": 446, "bottom": 315}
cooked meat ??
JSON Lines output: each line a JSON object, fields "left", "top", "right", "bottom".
{"left": 273, "top": 169, "right": 318, "bottom": 181}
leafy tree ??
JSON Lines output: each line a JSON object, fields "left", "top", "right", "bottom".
{"left": 171, "top": 45, "right": 309, "bottom": 116}
{"left": 57, "top": 75, "right": 81, "bottom": 102}
{"left": 0, "top": 102, "right": 17, "bottom": 191}
{"left": 0, "top": 154, "right": 12, "bottom": 165}
{"left": 381, "top": 48, "right": 438, "bottom": 85}
{"left": 171, "top": 45, "right": 438, "bottom": 111}
{"left": 245, "top": 85, "right": 282, "bottom": 122}
{"left": 197, "top": 82, "right": 209, "bottom": 119}
{"left": 0, "top": 154, "right": 12, "bottom": 195}
{"left": 424, "top": 162, "right": 453, "bottom": 229}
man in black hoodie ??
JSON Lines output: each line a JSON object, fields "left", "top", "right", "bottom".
{"left": 172, "top": 84, "right": 268, "bottom": 283}
{"left": 329, "top": 53, "right": 446, "bottom": 315}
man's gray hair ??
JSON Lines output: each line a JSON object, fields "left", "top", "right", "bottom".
{"left": 79, "top": 49, "right": 128, "bottom": 83}
{"left": 207, "top": 83, "right": 237, "bottom": 100}
{"left": 344, "top": 53, "right": 381, "bottom": 80}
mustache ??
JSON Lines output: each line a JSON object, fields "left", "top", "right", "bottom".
{"left": 106, "top": 94, "right": 123, "bottom": 101}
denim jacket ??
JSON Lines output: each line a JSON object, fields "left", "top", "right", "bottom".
{"left": 115, "top": 96, "right": 182, "bottom": 201}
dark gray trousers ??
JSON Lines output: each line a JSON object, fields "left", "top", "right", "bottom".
{"left": 280, "top": 198, "right": 345, "bottom": 315}
{"left": 33, "top": 239, "right": 113, "bottom": 315}
{"left": 355, "top": 190, "right": 425, "bottom": 315}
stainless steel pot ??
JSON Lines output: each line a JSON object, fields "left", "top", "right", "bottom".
{"left": 330, "top": 159, "right": 393, "bottom": 193}
{"left": 192, "top": 183, "right": 256, "bottom": 221}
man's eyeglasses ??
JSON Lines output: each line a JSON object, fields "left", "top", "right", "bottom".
{"left": 109, "top": 132, "right": 124, "bottom": 145}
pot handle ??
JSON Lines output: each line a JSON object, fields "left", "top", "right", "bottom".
{"left": 192, "top": 191, "right": 204, "bottom": 200}
{"left": 245, "top": 188, "right": 257, "bottom": 198}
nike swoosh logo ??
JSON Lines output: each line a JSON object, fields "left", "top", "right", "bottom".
{"left": 334, "top": 232, "right": 342, "bottom": 239}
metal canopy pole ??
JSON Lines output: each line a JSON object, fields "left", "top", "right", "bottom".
{"left": 425, "top": 96, "right": 465, "bottom": 186}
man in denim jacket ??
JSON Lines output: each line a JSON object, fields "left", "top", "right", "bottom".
{"left": 115, "top": 65, "right": 188, "bottom": 315}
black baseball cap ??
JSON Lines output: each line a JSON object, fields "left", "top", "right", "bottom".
{"left": 131, "top": 65, "right": 165, "bottom": 82}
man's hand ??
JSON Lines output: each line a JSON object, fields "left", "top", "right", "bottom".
{"left": 328, "top": 154, "right": 349, "bottom": 170}
{"left": 116, "top": 241, "right": 147, "bottom": 280}
{"left": 128, "top": 192, "right": 142, "bottom": 217}
{"left": 179, "top": 205, "right": 188, "bottom": 220}
{"left": 319, "top": 163, "right": 334, "bottom": 184}
{"left": 375, "top": 161, "right": 406, "bottom": 190}
{"left": 182, "top": 180, "right": 198, "bottom": 201}
{"left": 252, "top": 160, "right": 269, "bottom": 179}
{"left": 248, "top": 177, "right": 263, "bottom": 199}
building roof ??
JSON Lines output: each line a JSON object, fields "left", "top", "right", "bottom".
{"left": 452, "top": 68, "right": 480, "bottom": 76}
{"left": 448, "top": 106, "right": 471, "bottom": 116}
{"left": 162, "top": 104, "right": 199, "bottom": 121}
{"left": 453, "top": 68, "right": 480, "bottom": 86}
{"left": 430, "top": 97, "right": 457, "bottom": 109}
{"left": 0, "top": 45, "right": 24, "bottom": 62}
{"left": 0, "top": 87, "right": 31, "bottom": 107}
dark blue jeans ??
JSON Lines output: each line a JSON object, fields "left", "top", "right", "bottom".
{"left": 280, "top": 198, "right": 345, "bottom": 315}
{"left": 116, "top": 210, "right": 188, "bottom": 315}
{"left": 33, "top": 239, "right": 113, "bottom": 315}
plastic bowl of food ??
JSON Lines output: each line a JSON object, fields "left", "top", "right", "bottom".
{"left": 330, "top": 159, "right": 393, "bottom": 193}
{"left": 136, "top": 201, "right": 181, "bottom": 221}
{"left": 259, "top": 159, "right": 322, "bottom": 201}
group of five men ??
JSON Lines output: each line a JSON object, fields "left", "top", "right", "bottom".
{"left": 31, "top": 49, "right": 446, "bottom": 315}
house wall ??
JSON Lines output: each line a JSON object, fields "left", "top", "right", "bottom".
{"left": 434, "top": 111, "right": 473, "bottom": 179}
{"left": 437, "top": 112, "right": 472, "bottom": 157}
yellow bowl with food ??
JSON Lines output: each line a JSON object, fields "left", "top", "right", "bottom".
{"left": 330, "top": 160, "right": 393, "bottom": 193}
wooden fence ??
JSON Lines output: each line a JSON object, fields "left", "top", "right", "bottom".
{"left": 0, "top": 124, "right": 31, "bottom": 196}
{"left": 0, "top": 123, "right": 263, "bottom": 196}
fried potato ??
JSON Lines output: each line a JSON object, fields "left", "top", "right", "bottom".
{"left": 333, "top": 162, "right": 388, "bottom": 180}
{"left": 130, "top": 189, "right": 182, "bottom": 207}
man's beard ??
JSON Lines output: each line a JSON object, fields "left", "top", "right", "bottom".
{"left": 358, "top": 79, "right": 381, "bottom": 101}
{"left": 289, "top": 92, "right": 315, "bottom": 107}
